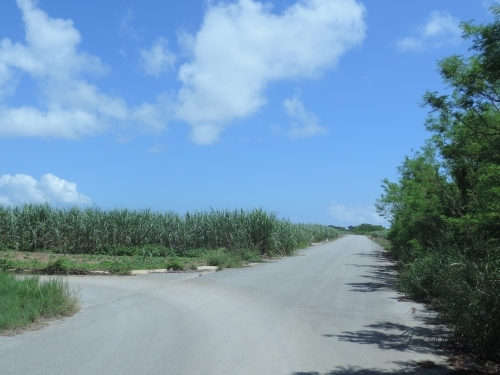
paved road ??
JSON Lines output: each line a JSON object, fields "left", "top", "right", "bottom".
{"left": 0, "top": 235, "right": 451, "bottom": 374}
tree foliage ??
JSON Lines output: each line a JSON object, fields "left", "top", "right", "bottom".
{"left": 349, "top": 223, "right": 386, "bottom": 234}
{"left": 377, "top": 7, "right": 500, "bottom": 359}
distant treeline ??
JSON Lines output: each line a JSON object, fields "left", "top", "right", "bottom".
{"left": 0, "top": 204, "right": 339, "bottom": 257}
{"left": 328, "top": 223, "right": 386, "bottom": 235}
{"left": 377, "top": 8, "right": 500, "bottom": 360}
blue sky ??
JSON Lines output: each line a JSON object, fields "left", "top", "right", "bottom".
{"left": 0, "top": 0, "right": 497, "bottom": 226}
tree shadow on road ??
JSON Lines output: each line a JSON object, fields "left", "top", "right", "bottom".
{"left": 323, "top": 321, "right": 449, "bottom": 354}
{"left": 302, "top": 249, "right": 453, "bottom": 375}
{"left": 344, "top": 251, "right": 398, "bottom": 292}
{"left": 290, "top": 361, "right": 453, "bottom": 374}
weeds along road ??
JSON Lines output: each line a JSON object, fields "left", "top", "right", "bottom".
{"left": 0, "top": 235, "right": 451, "bottom": 375}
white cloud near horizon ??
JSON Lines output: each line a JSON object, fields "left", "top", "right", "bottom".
{"left": 0, "top": 0, "right": 169, "bottom": 139}
{"left": 140, "top": 37, "right": 176, "bottom": 77}
{"left": 328, "top": 201, "right": 387, "bottom": 226}
{"left": 0, "top": 173, "right": 91, "bottom": 206}
{"left": 175, "top": 0, "right": 366, "bottom": 144}
{"left": 397, "top": 10, "right": 462, "bottom": 51}
{"left": 284, "top": 93, "right": 327, "bottom": 139}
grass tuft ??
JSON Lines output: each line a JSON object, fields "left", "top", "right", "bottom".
{"left": 165, "top": 258, "right": 185, "bottom": 271}
{"left": 0, "top": 272, "right": 79, "bottom": 333}
{"left": 205, "top": 248, "right": 243, "bottom": 269}
{"left": 42, "top": 258, "right": 71, "bottom": 275}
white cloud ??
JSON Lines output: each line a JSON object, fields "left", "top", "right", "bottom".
{"left": 148, "top": 143, "right": 167, "bottom": 154}
{"left": 118, "top": 7, "right": 140, "bottom": 41}
{"left": 0, "top": 0, "right": 169, "bottom": 139}
{"left": 284, "top": 93, "right": 327, "bottom": 138}
{"left": 397, "top": 11, "right": 461, "bottom": 51}
{"left": 0, "top": 173, "right": 91, "bottom": 205}
{"left": 175, "top": 0, "right": 366, "bottom": 144}
{"left": 482, "top": 0, "right": 500, "bottom": 8}
{"left": 140, "top": 37, "right": 176, "bottom": 77}
{"left": 328, "top": 201, "right": 387, "bottom": 226}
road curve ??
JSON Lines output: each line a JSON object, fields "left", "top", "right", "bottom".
{"left": 0, "top": 235, "right": 450, "bottom": 374}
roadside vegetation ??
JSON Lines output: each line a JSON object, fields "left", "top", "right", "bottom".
{"left": 367, "top": 230, "right": 391, "bottom": 251}
{"left": 0, "top": 272, "right": 79, "bottom": 333}
{"left": 0, "top": 206, "right": 339, "bottom": 274}
{"left": 349, "top": 223, "right": 386, "bottom": 235}
{"left": 0, "top": 206, "right": 338, "bottom": 333}
{"left": 0, "top": 246, "right": 263, "bottom": 274}
{"left": 377, "top": 7, "right": 500, "bottom": 361}
{"left": 328, "top": 223, "right": 387, "bottom": 235}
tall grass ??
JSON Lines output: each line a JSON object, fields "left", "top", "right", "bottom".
{"left": 368, "top": 230, "right": 389, "bottom": 239}
{"left": 0, "top": 204, "right": 338, "bottom": 257}
{"left": 397, "top": 246, "right": 500, "bottom": 358}
{"left": 368, "top": 230, "right": 391, "bottom": 250}
{"left": 0, "top": 272, "right": 79, "bottom": 332}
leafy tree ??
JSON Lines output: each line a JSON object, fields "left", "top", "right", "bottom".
{"left": 422, "top": 7, "right": 500, "bottom": 243}
{"left": 349, "top": 223, "right": 386, "bottom": 234}
{"left": 377, "top": 6, "right": 500, "bottom": 359}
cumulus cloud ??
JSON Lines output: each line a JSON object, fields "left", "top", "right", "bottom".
{"left": 0, "top": 173, "right": 91, "bottom": 205}
{"left": 175, "top": 0, "right": 366, "bottom": 144}
{"left": 140, "top": 37, "right": 176, "bottom": 77}
{"left": 0, "top": 0, "right": 169, "bottom": 139}
{"left": 284, "top": 93, "right": 327, "bottom": 138}
{"left": 397, "top": 11, "right": 461, "bottom": 51}
{"left": 328, "top": 201, "right": 386, "bottom": 226}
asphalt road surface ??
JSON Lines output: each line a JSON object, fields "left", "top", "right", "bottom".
{"left": 0, "top": 235, "right": 451, "bottom": 375}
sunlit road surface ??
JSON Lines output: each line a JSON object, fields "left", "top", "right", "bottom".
{"left": 0, "top": 235, "right": 451, "bottom": 375}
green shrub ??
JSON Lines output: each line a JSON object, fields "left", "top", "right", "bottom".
{"left": 165, "top": 258, "right": 184, "bottom": 271}
{"left": 398, "top": 253, "right": 443, "bottom": 301}
{"left": 239, "top": 249, "right": 262, "bottom": 263}
{"left": 100, "top": 261, "right": 133, "bottom": 275}
{"left": 42, "top": 258, "right": 71, "bottom": 275}
{"left": 369, "top": 230, "right": 389, "bottom": 238}
{"left": 398, "top": 250, "right": 500, "bottom": 357}
{"left": 0, "top": 272, "right": 79, "bottom": 332}
{"left": 350, "top": 223, "right": 386, "bottom": 234}
{"left": 0, "top": 258, "right": 14, "bottom": 271}
{"left": 376, "top": 7, "right": 500, "bottom": 359}
{"left": 205, "top": 248, "right": 242, "bottom": 269}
